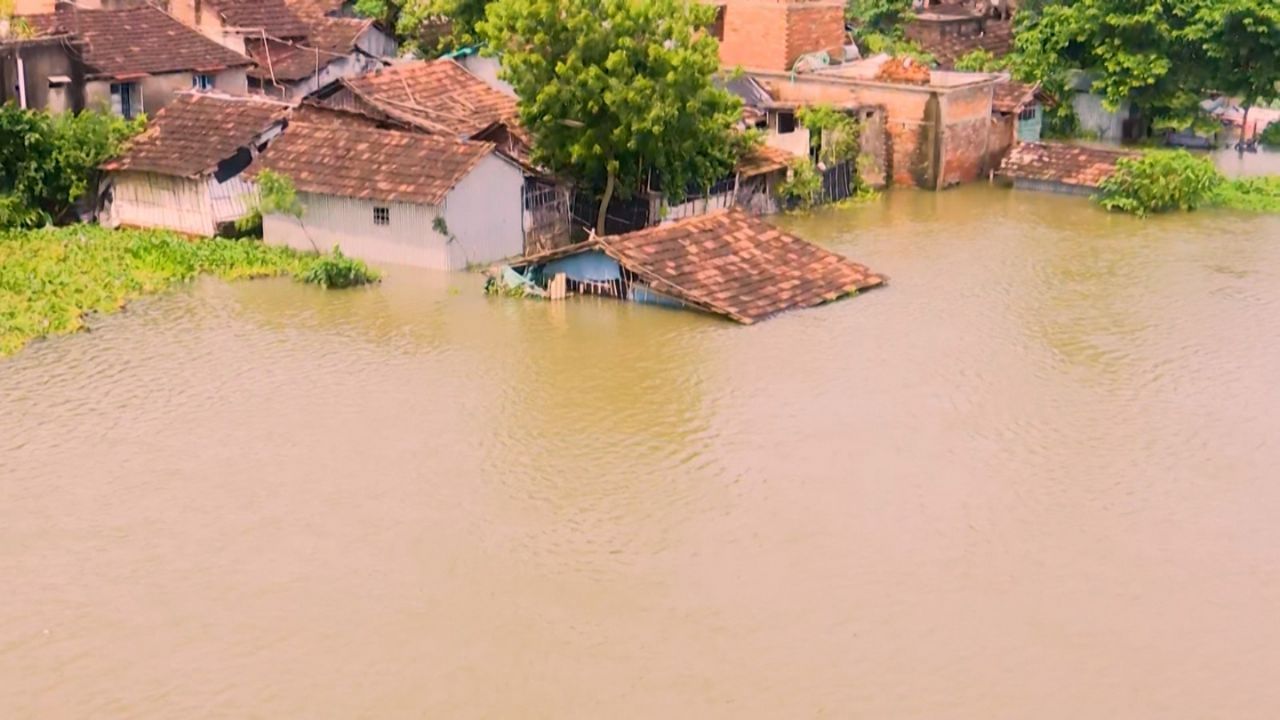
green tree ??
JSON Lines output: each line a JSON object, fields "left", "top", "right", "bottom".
{"left": 480, "top": 0, "right": 743, "bottom": 235}
{"left": 954, "top": 49, "right": 1009, "bottom": 73}
{"left": 845, "top": 0, "right": 912, "bottom": 38}
{"left": 1181, "top": 0, "right": 1280, "bottom": 139}
{"left": 355, "top": 0, "right": 490, "bottom": 53}
{"left": 0, "top": 105, "right": 144, "bottom": 228}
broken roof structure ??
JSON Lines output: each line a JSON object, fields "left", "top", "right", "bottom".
{"left": 997, "top": 142, "right": 1137, "bottom": 195}
{"left": 514, "top": 210, "right": 885, "bottom": 324}
{"left": 991, "top": 80, "right": 1046, "bottom": 114}
{"left": 250, "top": 121, "right": 500, "bottom": 205}
{"left": 200, "top": 0, "right": 309, "bottom": 38}
{"left": 22, "top": 5, "right": 253, "bottom": 80}
{"left": 247, "top": 16, "right": 379, "bottom": 85}
{"left": 103, "top": 93, "right": 292, "bottom": 178}
{"left": 330, "top": 59, "right": 518, "bottom": 137}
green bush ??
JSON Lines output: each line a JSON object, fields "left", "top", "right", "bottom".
{"left": 1209, "top": 175, "right": 1280, "bottom": 213}
{"left": 1097, "top": 150, "right": 1223, "bottom": 216}
{"left": 1260, "top": 122, "right": 1280, "bottom": 147}
{"left": 954, "top": 49, "right": 1009, "bottom": 72}
{"left": 300, "top": 246, "right": 379, "bottom": 289}
{"left": 0, "top": 105, "right": 144, "bottom": 228}
{"left": 777, "top": 157, "right": 823, "bottom": 211}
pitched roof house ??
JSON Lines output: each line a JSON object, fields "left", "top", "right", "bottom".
{"left": 1, "top": 4, "right": 253, "bottom": 116}
{"left": 505, "top": 209, "right": 885, "bottom": 324}
{"left": 168, "top": 0, "right": 309, "bottom": 52}
{"left": 251, "top": 118, "right": 528, "bottom": 271}
{"left": 100, "top": 92, "right": 292, "bottom": 235}
{"left": 245, "top": 16, "right": 396, "bottom": 100}
{"left": 996, "top": 142, "right": 1136, "bottom": 196}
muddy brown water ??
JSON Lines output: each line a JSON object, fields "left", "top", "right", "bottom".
{"left": 3, "top": 186, "right": 1280, "bottom": 718}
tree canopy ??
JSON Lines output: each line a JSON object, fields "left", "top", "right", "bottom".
{"left": 479, "top": 0, "right": 745, "bottom": 234}
{"left": 355, "top": 0, "right": 492, "bottom": 53}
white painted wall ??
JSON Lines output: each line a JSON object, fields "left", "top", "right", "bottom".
{"left": 263, "top": 153, "right": 525, "bottom": 271}
{"left": 442, "top": 153, "right": 525, "bottom": 269}
{"left": 265, "top": 192, "right": 453, "bottom": 268}
{"left": 103, "top": 171, "right": 215, "bottom": 235}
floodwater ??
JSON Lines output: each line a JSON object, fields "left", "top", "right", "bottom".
{"left": 3, "top": 186, "right": 1279, "bottom": 718}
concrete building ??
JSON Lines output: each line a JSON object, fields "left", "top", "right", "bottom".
{"left": 1, "top": 4, "right": 252, "bottom": 116}
{"left": 100, "top": 93, "right": 292, "bottom": 235}
{"left": 252, "top": 119, "right": 528, "bottom": 271}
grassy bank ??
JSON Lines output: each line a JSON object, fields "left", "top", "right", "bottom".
{"left": 0, "top": 225, "right": 371, "bottom": 356}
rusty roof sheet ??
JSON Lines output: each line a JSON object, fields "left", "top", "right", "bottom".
{"left": 906, "top": 19, "right": 1013, "bottom": 70}
{"left": 103, "top": 93, "right": 291, "bottom": 177}
{"left": 22, "top": 5, "right": 253, "bottom": 79}
{"left": 247, "top": 17, "right": 370, "bottom": 82}
{"left": 341, "top": 59, "right": 518, "bottom": 137}
{"left": 250, "top": 119, "right": 496, "bottom": 205}
{"left": 997, "top": 142, "right": 1137, "bottom": 188}
{"left": 207, "top": 0, "right": 309, "bottom": 37}
{"left": 524, "top": 210, "right": 885, "bottom": 324}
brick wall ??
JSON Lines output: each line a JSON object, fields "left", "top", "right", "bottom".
{"left": 719, "top": 0, "right": 846, "bottom": 72}
{"left": 939, "top": 83, "right": 994, "bottom": 186}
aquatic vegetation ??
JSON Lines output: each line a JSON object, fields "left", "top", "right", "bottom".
{"left": 1098, "top": 150, "right": 1279, "bottom": 216}
{"left": 0, "top": 226, "right": 374, "bottom": 356}
{"left": 300, "top": 246, "right": 379, "bottom": 289}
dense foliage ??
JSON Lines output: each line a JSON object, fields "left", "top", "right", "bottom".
{"left": 1013, "top": 0, "right": 1280, "bottom": 131}
{"left": 0, "top": 105, "right": 144, "bottom": 229}
{"left": 1097, "top": 151, "right": 1222, "bottom": 216}
{"left": 354, "top": 0, "right": 489, "bottom": 52}
{"left": 796, "top": 105, "right": 862, "bottom": 165}
{"left": 480, "top": 0, "right": 743, "bottom": 235}
{"left": 0, "top": 226, "right": 378, "bottom": 356}
{"left": 301, "top": 247, "right": 380, "bottom": 289}
{"left": 845, "top": 0, "right": 912, "bottom": 38}
{"left": 777, "top": 157, "right": 823, "bottom": 210}
{"left": 954, "top": 49, "right": 1009, "bottom": 73}
{"left": 1209, "top": 175, "right": 1280, "bottom": 214}
{"left": 1261, "top": 122, "right": 1280, "bottom": 147}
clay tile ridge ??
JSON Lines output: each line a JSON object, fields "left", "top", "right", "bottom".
{"left": 522, "top": 209, "right": 886, "bottom": 324}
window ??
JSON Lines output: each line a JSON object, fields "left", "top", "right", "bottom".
{"left": 193, "top": 74, "right": 215, "bottom": 91}
{"left": 373, "top": 206, "right": 390, "bottom": 226}
{"left": 110, "top": 82, "right": 140, "bottom": 120}
{"left": 776, "top": 111, "right": 797, "bottom": 134}
{"left": 1019, "top": 105, "right": 1038, "bottom": 121}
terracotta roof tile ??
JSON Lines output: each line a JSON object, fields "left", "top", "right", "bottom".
{"left": 247, "top": 17, "right": 370, "bottom": 82}
{"left": 284, "top": 0, "right": 349, "bottom": 19}
{"left": 991, "top": 80, "right": 1039, "bottom": 113}
{"left": 23, "top": 6, "right": 252, "bottom": 79}
{"left": 340, "top": 59, "right": 517, "bottom": 137}
{"left": 251, "top": 119, "right": 497, "bottom": 205}
{"left": 207, "top": 0, "right": 309, "bottom": 37}
{"left": 997, "top": 142, "right": 1137, "bottom": 189}
{"left": 102, "top": 93, "right": 291, "bottom": 177}
{"left": 526, "top": 210, "right": 885, "bottom": 324}
{"left": 735, "top": 144, "right": 794, "bottom": 177}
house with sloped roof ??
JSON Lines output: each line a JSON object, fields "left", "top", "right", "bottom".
{"left": 494, "top": 209, "right": 885, "bottom": 324}
{"left": 995, "top": 142, "right": 1137, "bottom": 196}
{"left": 168, "top": 0, "right": 309, "bottom": 53}
{"left": 245, "top": 16, "right": 396, "bottom": 100}
{"left": 1, "top": 4, "right": 253, "bottom": 116}
{"left": 250, "top": 116, "right": 528, "bottom": 271}
{"left": 99, "top": 92, "right": 294, "bottom": 235}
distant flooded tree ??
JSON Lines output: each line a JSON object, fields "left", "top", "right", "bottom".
{"left": 480, "top": 0, "right": 743, "bottom": 235}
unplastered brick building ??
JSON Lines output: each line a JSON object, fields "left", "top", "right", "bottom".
{"left": 715, "top": 0, "right": 847, "bottom": 73}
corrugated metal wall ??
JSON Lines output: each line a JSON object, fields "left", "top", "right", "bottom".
{"left": 104, "top": 171, "right": 215, "bottom": 236}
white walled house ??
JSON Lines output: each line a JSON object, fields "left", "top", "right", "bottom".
{"left": 246, "top": 18, "right": 396, "bottom": 100}
{"left": 252, "top": 120, "right": 526, "bottom": 271}
{"left": 100, "top": 93, "right": 291, "bottom": 235}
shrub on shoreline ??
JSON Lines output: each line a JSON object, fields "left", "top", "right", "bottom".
{"left": 1097, "top": 150, "right": 1279, "bottom": 216}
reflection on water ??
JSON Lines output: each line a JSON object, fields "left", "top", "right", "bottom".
{"left": 3, "top": 186, "right": 1280, "bottom": 718}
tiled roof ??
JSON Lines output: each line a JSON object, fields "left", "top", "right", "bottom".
{"left": 340, "top": 59, "right": 517, "bottom": 137}
{"left": 22, "top": 5, "right": 253, "bottom": 79}
{"left": 991, "top": 80, "right": 1039, "bottom": 113}
{"left": 525, "top": 210, "right": 885, "bottom": 324}
{"left": 207, "top": 0, "right": 309, "bottom": 38}
{"left": 102, "top": 93, "right": 291, "bottom": 177}
{"left": 997, "top": 142, "right": 1136, "bottom": 189}
{"left": 248, "top": 17, "right": 370, "bottom": 82}
{"left": 284, "top": 0, "right": 348, "bottom": 20}
{"left": 907, "top": 19, "right": 1014, "bottom": 70}
{"left": 735, "top": 144, "right": 794, "bottom": 177}
{"left": 251, "top": 120, "right": 497, "bottom": 205}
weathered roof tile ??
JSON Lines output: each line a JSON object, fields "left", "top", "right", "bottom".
{"left": 340, "top": 59, "right": 517, "bottom": 137}
{"left": 998, "top": 142, "right": 1137, "bottom": 188}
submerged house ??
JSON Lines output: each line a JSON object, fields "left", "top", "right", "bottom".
{"left": 99, "top": 92, "right": 291, "bottom": 235}
{"left": 251, "top": 118, "right": 527, "bottom": 271}
{"left": 995, "top": 142, "right": 1135, "bottom": 196}
{"left": 987, "top": 79, "right": 1049, "bottom": 166}
{"left": 497, "top": 209, "right": 885, "bottom": 325}
{"left": 0, "top": 4, "right": 253, "bottom": 116}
